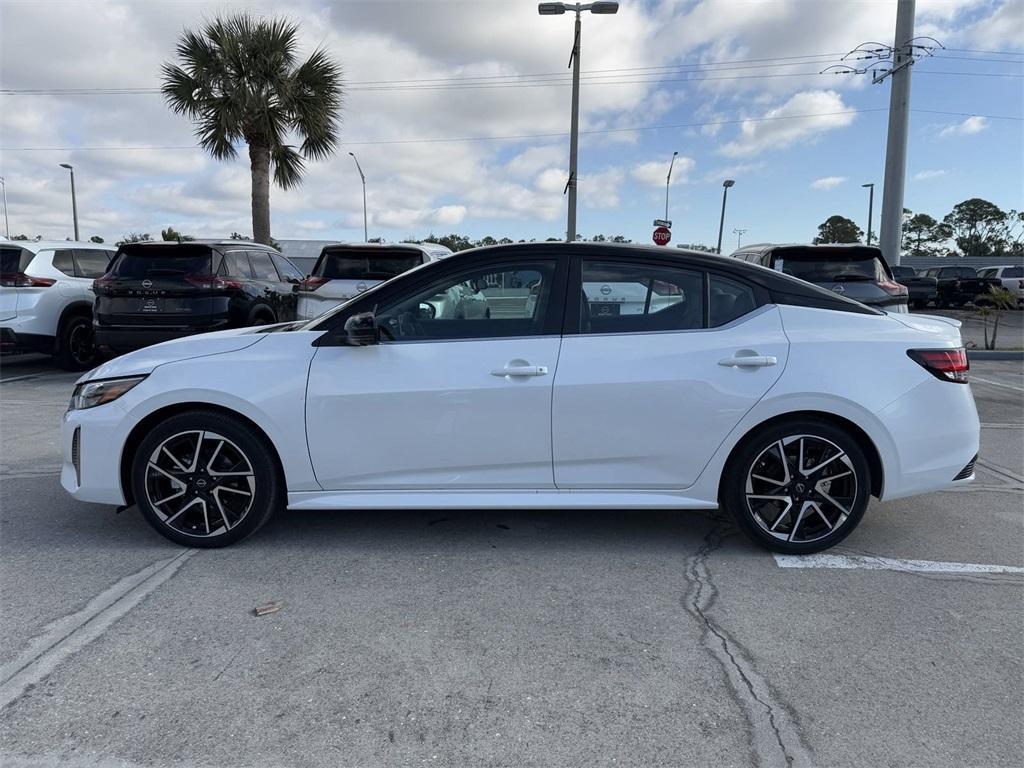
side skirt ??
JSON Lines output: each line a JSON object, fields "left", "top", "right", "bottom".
{"left": 287, "top": 489, "right": 719, "bottom": 511}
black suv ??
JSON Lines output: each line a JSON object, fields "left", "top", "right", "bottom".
{"left": 93, "top": 241, "right": 304, "bottom": 353}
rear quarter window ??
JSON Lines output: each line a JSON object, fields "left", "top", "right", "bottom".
{"left": 0, "top": 246, "right": 34, "bottom": 275}
{"left": 74, "top": 249, "right": 113, "bottom": 278}
{"left": 52, "top": 249, "right": 76, "bottom": 276}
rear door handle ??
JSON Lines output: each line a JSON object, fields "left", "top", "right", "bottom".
{"left": 491, "top": 365, "right": 548, "bottom": 378}
{"left": 718, "top": 355, "right": 777, "bottom": 368}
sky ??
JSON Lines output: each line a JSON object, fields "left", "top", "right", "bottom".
{"left": 0, "top": 0, "right": 1021, "bottom": 248}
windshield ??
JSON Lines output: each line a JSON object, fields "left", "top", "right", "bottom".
{"left": 314, "top": 248, "right": 423, "bottom": 281}
{"left": 776, "top": 248, "right": 888, "bottom": 282}
{"left": 109, "top": 244, "right": 214, "bottom": 278}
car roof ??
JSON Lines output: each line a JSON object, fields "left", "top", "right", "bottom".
{"left": 2, "top": 240, "right": 116, "bottom": 252}
{"left": 113, "top": 239, "right": 278, "bottom": 250}
{"left": 731, "top": 242, "right": 883, "bottom": 255}
{"left": 319, "top": 242, "right": 443, "bottom": 256}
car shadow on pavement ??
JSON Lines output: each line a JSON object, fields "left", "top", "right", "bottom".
{"left": 247, "top": 505, "right": 765, "bottom": 558}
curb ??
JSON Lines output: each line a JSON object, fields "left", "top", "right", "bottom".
{"left": 967, "top": 350, "right": 1024, "bottom": 361}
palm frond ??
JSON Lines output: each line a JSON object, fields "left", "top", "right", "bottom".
{"left": 271, "top": 144, "right": 305, "bottom": 189}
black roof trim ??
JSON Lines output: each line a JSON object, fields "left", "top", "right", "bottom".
{"left": 441, "top": 242, "right": 881, "bottom": 315}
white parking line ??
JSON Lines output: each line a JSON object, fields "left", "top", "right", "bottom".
{"left": 971, "top": 376, "right": 1024, "bottom": 393}
{"left": 773, "top": 553, "right": 1024, "bottom": 575}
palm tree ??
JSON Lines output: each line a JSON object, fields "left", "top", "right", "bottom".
{"left": 161, "top": 14, "right": 343, "bottom": 245}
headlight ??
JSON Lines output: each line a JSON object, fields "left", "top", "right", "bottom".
{"left": 69, "top": 376, "right": 146, "bottom": 411}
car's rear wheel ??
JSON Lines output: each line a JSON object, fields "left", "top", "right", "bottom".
{"left": 55, "top": 314, "right": 100, "bottom": 371}
{"left": 721, "top": 419, "right": 871, "bottom": 554}
{"left": 131, "top": 410, "right": 281, "bottom": 547}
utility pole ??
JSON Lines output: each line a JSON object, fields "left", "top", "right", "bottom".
{"left": 0, "top": 177, "right": 9, "bottom": 238}
{"left": 716, "top": 179, "right": 735, "bottom": 254}
{"left": 59, "top": 163, "right": 79, "bottom": 241}
{"left": 348, "top": 152, "right": 368, "bottom": 243}
{"left": 879, "top": 0, "right": 915, "bottom": 265}
{"left": 665, "top": 151, "right": 679, "bottom": 221}
{"left": 733, "top": 228, "right": 747, "bottom": 249}
{"left": 862, "top": 183, "right": 875, "bottom": 245}
{"left": 539, "top": 3, "right": 619, "bottom": 242}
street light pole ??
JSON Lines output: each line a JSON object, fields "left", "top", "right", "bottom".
{"left": 733, "top": 228, "right": 748, "bottom": 249}
{"left": 348, "top": 152, "right": 368, "bottom": 243}
{"left": 862, "top": 182, "right": 875, "bottom": 245}
{"left": 0, "top": 176, "right": 9, "bottom": 239}
{"left": 539, "top": 2, "right": 619, "bottom": 242}
{"left": 716, "top": 179, "right": 735, "bottom": 254}
{"left": 59, "top": 163, "right": 79, "bottom": 241}
{"left": 665, "top": 151, "right": 679, "bottom": 222}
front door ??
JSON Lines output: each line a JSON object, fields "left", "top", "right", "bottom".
{"left": 552, "top": 257, "right": 788, "bottom": 489}
{"left": 306, "top": 257, "right": 566, "bottom": 489}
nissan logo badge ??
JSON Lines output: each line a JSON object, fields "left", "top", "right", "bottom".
{"left": 831, "top": 285, "right": 846, "bottom": 294}
{"left": 142, "top": 279, "right": 153, "bottom": 289}
{"left": 600, "top": 284, "right": 612, "bottom": 295}
{"left": 357, "top": 282, "right": 368, "bottom": 292}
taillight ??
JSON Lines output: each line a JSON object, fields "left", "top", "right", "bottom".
{"left": 91, "top": 275, "right": 114, "bottom": 294}
{"left": 0, "top": 273, "right": 56, "bottom": 288}
{"left": 878, "top": 279, "right": 908, "bottom": 297}
{"left": 184, "top": 274, "right": 241, "bottom": 290}
{"left": 908, "top": 348, "right": 969, "bottom": 384}
{"left": 299, "top": 276, "right": 329, "bottom": 292}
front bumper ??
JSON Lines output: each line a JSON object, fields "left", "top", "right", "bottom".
{"left": 61, "top": 401, "right": 132, "bottom": 505}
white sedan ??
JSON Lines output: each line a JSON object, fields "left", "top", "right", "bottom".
{"left": 61, "top": 244, "right": 980, "bottom": 553}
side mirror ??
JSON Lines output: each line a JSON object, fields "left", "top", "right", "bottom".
{"left": 342, "top": 311, "right": 379, "bottom": 346}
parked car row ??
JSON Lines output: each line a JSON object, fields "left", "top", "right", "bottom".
{"left": 891, "top": 264, "right": 1020, "bottom": 309}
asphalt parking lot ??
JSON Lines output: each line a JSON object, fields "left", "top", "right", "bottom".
{"left": 0, "top": 354, "right": 1021, "bottom": 768}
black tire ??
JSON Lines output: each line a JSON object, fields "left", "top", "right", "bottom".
{"left": 721, "top": 418, "right": 872, "bottom": 554}
{"left": 54, "top": 314, "right": 100, "bottom": 371}
{"left": 131, "top": 410, "right": 282, "bottom": 548}
{"left": 248, "top": 306, "right": 276, "bottom": 326}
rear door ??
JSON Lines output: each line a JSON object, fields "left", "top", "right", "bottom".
{"left": 552, "top": 256, "right": 788, "bottom": 489}
{"left": 95, "top": 244, "right": 220, "bottom": 328}
{"left": 247, "top": 249, "right": 290, "bottom": 320}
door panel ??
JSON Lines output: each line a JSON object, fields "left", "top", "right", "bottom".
{"left": 552, "top": 307, "right": 788, "bottom": 489}
{"left": 306, "top": 337, "right": 561, "bottom": 489}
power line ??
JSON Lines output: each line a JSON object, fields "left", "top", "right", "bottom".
{"left": 944, "top": 47, "right": 1024, "bottom": 56}
{"left": 0, "top": 107, "right": 890, "bottom": 151}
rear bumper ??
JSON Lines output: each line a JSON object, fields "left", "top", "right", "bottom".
{"left": 0, "top": 327, "right": 54, "bottom": 355}
{"left": 95, "top": 321, "right": 232, "bottom": 352}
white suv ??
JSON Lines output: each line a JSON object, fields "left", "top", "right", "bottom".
{"left": 0, "top": 240, "right": 116, "bottom": 370}
{"left": 977, "top": 265, "right": 1024, "bottom": 306}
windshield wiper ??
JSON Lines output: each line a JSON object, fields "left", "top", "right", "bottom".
{"left": 829, "top": 274, "right": 874, "bottom": 282}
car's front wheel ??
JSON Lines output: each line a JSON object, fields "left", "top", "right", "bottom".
{"left": 131, "top": 410, "right": 282, "bottom": 547}
{"left": 721, "top": 419, "right": 871, "bottom": 554}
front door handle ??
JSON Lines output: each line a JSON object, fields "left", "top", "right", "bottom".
{"left": 718, "top": 355, "right": 777, "bottom": 368}
{"left": 491, "top": 365, "right": 548, "bottom": 378}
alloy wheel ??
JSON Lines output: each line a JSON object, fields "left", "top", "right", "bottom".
{"left": 144, "top": 430, "right": 256, "bottom": 537}
{"left": 68, "top": 322, "right": 95, "bottom": 365}
{"left": 744, "top": 434, "right": 858, "bottom": 544}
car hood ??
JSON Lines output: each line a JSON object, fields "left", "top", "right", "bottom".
{"left": 79, "top": 326, "right": 267, "bottom": 383}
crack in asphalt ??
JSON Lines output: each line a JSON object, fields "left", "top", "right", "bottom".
{"left": 682, "top": 522, "right": 813, "bottom": 768}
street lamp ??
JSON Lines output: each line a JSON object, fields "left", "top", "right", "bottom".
{"left": 862, "top": 182, "right": 875, "bottom": 245}
{"left": 716, "top": 179, "right": 735, "bottom": 254}
{"left": 665, "top": 151, "right": 679, "bottom": 222}
{"left": 59, "top": 163, "right": 79, "bottom": 241}
{"left": 733, "top": 228, "right": 748, "bottom": 249}
{"left": 0, "top": 176, "right": 9, "bottom": 239}
{"left": 348, "top": 152, "right": 368, "bottom": 243}
{"left": 538, "top": 1, "right": 619, "bottom": 242}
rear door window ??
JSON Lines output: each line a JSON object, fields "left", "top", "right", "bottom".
{"left": 248, "top": 251, "right": 280, "bottom": 281}
{"left": 272, "top": 254, "right": 303, "bottom": 283}
{"left": 52, "top": 249, "right": 76, "bottom": 276}
{"left": 581, "top": 260, "right": 704, "bottom": 334}
{"left": 219, "top": 251, "right": 253, "bottom": 278}
{"left": 73, "top": 249, "right": 112, "bottom": 278}
{"left": 315, "top": 248, "right": 424, "bottom": 280}
{"left": 0, "top": 246, "right": 34, "bottom": 277}
{"left": 1003, "top": 267, "right": 1024, "bottom": 278}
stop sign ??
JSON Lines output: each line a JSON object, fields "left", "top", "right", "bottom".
{"left": 652, "top": 226, "right": 671, "bottom": 246}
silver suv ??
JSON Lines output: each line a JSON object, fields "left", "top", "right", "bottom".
{"left": 1, "top": 240, "right": 116, "bottom": 370}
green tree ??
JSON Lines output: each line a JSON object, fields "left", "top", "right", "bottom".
{"left": 89, "top": 235, "right": 105, "bottom": 243}
{"left": 229, "top": 232, "right": 252, "bottom": 241}
{"left": 11, "top": 234, "right": 30, "bottom": 241}
{"left": 477, "top": 236, "right": 498, "bottom": 247}
{"left": 942, "top": 198, "right": 1008, "bottom": 257}
{"left": 677, "top": 243, "right": 716, "bottom": 252}
{"left": 117, "top": 232, "right": 153, "bottom": 245}
{"left": 813, "top": 215, "right": 863, "bottom": 244}
{"left": 422, "top": 233, "right": 473, "bottom": 251}
{"left": 902, "top": 212, "right": 952, "bottom": 258}
{"left": 161, "top": 226, "right": 194, "bottom": 242}
{"left": 161, "top": 13, "right": 344, "bottom": 245}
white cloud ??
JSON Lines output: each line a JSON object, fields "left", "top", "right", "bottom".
{"left": 631, "top": 157, "right": 696, "bottom": 188}
{"left": 939, "top": 116, "right": 989, "bottom": 138}
{"left": 966, "top": 0, "right": 1023, "bottom": 48}
{"left": 811, "top": 176, "right": 847, "bottom": 190}
{"left": 913, "top": 169, "right": 948, "bottom": 181}
{"left": 719, "top": 91, "right": 857, "bottom": 157}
